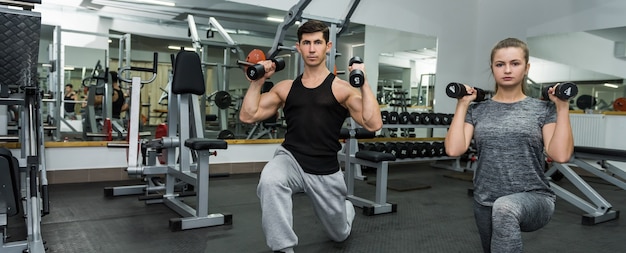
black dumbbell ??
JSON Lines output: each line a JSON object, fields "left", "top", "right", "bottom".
{"left": 396, "top": 142, "right": 408, "bottom": 159}
{"left": 421, "top": 113, "right": 432, "bottom": 125}
{"left": 406, "top": 142, "right": 419, "bottom": 158}
{"left": 381, "top": 111, "right": 389, "bottom": 124}
{"left": 542, "top": 82, "right": 578, "bottom": 100}
{"left": 446, "top": 82, "right": 486, "bottom": 102}
{"left": 246, "top": 58, "right": 286, "bottom": 80}
{"left": 363, "top": 143, "right": 376, "bottom": 151}
{"left": 442, "top": 114, "right": 453, "bottom": 125}
{"left": 399, "top": 112, "right": 410, "bottom": 124}
{"left": 349, "top": 56, "right": 365, "bottom": 87}
{"left": 385, "top": 142, "right": 399, "bottom": 158}
{"left": 415, "top": 142, "right": 428, "bottom": 157}
{"left": 388, "top": 112, "right": 399, "bottom": 124}
{"left": 432, "top": 113, "right": 443, "bottom": 125}
{"left": 374, "top": 142, "right": 387, "bottom": 152}
{"left": 409, "top": 112, "right": 420, "bottom": 125}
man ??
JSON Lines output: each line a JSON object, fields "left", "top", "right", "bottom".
{"left": 239, "top": 20, "right": 382, "bottom": 253}
{"left": 64, "top": 84, "right": 77, "bottom": 119}
{"left": 85, "top": 70, "right": 128, "bottom": 119}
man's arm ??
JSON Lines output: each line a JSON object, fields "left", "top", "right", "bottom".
{"left": 344, "top": 63, "right": 382, "bottom": 132}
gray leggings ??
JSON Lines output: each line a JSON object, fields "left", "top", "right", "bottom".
{"left": 474, "top": 192, "right": 555, "bottom": 253}
{"left": 257, "top": 146, "right": 352, "bottom": 251}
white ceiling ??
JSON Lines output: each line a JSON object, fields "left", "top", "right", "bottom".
{"left": 37, "top": 1, "right": 626, "bottom": 81}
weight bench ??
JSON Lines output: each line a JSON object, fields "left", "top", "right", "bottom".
{"left": 167, "top": 138, "right": 231, "bottom": 231}
{"left": 339, "top": 127, "right": 398, "bottom": 215}
{"left": 546, "top": 146, "right": 626, "bottom": 225}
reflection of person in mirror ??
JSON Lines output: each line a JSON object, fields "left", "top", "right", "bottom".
{"left": 64, "top": 84, "right": 77, "bottom": 119}
{"left": 239, "top": 20, "right": 382, "bottom": 253}
{"left": 108, "top": 71, "right": 128, "bottom": 119}
{"left": 86, "top": 71, "right": 128, "bottom": 119}
{"left": 444, "top": 37, "right": 573, "bottom": 253}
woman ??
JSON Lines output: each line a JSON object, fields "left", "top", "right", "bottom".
{"left": 444, "top": 38, "right": 574, "bottom": 253}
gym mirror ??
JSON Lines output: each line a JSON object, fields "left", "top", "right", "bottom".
{"left": 527, "top": 28, "right": 626, "bottom": 111}
{"left": 374, "top": 28, "right": 437, "bottom": 110}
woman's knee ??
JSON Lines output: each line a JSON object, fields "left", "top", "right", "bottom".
{"left": 492, "top": 197, "right": 522, "bottom": 222}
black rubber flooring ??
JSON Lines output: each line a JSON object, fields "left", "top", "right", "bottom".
{"left": 26, "top": 162, "right": 626, "bottom": 252}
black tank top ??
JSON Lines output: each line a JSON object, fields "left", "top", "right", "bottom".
{"left": 282, "top": 73, "right": 348, "bottom": 175}
{"left": 112, "top": 89, "right": 125, "bottom": 119}
{"left": 64, "top": 93, "right": 75, "bottom": 113}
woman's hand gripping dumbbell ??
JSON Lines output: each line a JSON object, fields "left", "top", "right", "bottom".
{"left": 542, "top": 82, "right": 578, "bottom": 101}
{"left": 445, "top": 82, "right": 487, "bottom": 102}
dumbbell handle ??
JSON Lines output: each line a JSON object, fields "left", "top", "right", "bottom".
{"left": 446, "top": 82, "right": 486, "bottom": 102}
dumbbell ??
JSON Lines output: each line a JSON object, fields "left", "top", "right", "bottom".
{"left": 348, "top": 56, "right": 365, "bottom": 87}
{"left": 381, "top": 111, "right": 389, "bottom": 124}
{"left": 388, "top": 111, "right": 399, "bottom": 124}
{"left": 385, "top": 142, "right": 399, "bottom": 158}
{"left": 396, "top": 142, "right": 409, "bottom": 159}
{"left": 246, "top": 58, "right": 286, "bottom": 80}
{"left": 406, "top": 142, "right": 419, "bottom": 158}
{"left": 399, "top": 112, "right": 411, "bottom": 124}
{"left": 542, "top": 82, "right": 578, "bottom": 100}
{"left": 446, "top": 82, "right": 487, "bottom": 102}
{"left": 441, "top": 114, "right": 453, "bottom": 125}
{"left": 409, "top": 112, "right": 421, "bottom": 125}
{"left": 415, "top": 142, "right": 429, "bottom": 157}
{"left": 432, "top": 113, "right": 443, "bottom": 125}
{"left": 421, "top": 113, "right": 432, "bottom": 125}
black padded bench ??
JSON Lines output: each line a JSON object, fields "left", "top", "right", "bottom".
{"left": 546, "top": 146, "right": 626, "bottom": 225}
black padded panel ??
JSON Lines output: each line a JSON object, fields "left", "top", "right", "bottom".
{"left": 171, "top": 51, "right": 205, "bottom": 95}
{"left": 574, "top": 146, "right": 626, "bottom": 162}
{"left": 355, "top": 150, "right": 396, "bottom": 162}
{"left": 184, "top": 138, "right": 228, "bottom": 150}
{"left": 0, "top": 9, "right": 41, "bottom": 97}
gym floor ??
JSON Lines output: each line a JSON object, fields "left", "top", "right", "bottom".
{"left": 20, "top": 162, "right": 625, "bottom": 253}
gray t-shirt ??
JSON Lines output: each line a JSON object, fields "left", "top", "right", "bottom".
{"left": 465, "top": 97, "right": 557, "bottom": 206}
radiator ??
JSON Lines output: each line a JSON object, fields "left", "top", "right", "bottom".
{"left": 570, "top": 114, "right": 605, "bottom": 148}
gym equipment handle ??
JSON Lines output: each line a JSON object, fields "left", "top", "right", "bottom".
{"left": 349, "top": 56, "right": 365, "bottom": 87}
{"left": 118, "top": 52, "right": 159, "bottom": 84}
{"left": 446, "top": 82, "right": 486, "bottom": 102}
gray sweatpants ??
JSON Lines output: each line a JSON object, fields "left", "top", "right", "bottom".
{"left": 474, "top": 192, "right": 555, "bottom": 253}
{"left": 257, "top": 146, "right": 353, "bottom": 252}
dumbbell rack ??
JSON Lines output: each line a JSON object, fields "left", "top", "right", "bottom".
{"left": 369, "top": 123, "right": 460, "bottom": 165}
{"left": 340, "top": 118, "right": 463, "bottom": 215}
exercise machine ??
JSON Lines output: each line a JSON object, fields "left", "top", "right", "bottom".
{"left": 0, "top": 3, "right": 48, "bottom": 252}
{"left": 107, "top": 50, "right": 232, "bottom": 231}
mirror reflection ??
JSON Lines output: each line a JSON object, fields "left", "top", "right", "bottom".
{"left": 527, "top": 28, "right": 626, "bottom": 112}
{"left": 36, "top": 22, "right": 441, "bottom": 142}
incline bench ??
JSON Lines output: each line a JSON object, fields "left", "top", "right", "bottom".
{"left": 546, "top": 146, "right": 626, "bottom": 225}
